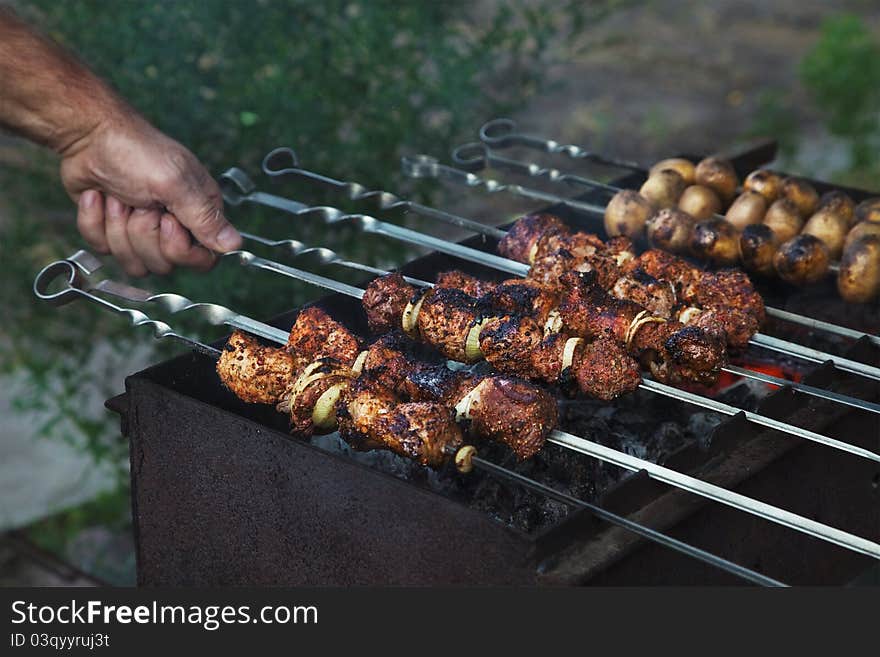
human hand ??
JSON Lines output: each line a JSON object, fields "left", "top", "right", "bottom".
{"left": 59, "top": 112, "right": 241, "bottom": 276}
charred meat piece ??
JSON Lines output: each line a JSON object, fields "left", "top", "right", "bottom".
{"left": 286, "top": 306, "right": 362, "bottom": 365}
{"left": 282, "top": 358, "right": 355, "bottom": 437}
{"left": 631, "top": 249, "right": 703, "bottom": 301}
{"left": 574, "top": 336, "right": 642, "bottom": 401}
{"left": 217, "top": 330, "right": 298, "bottom": 404}
{"left": 635, "top": 321, "right": 726, "bottom": 386}
{"left": 478, "top": 315, "right": 544, "bottom": 378}
{"left": 694, "top": 270, "right": 766, "bottom": 325}
{"left": 557, "top": 271, "right": 642, "bottom": 343}
{"left": 449, "top": 375, "right": 558, "bottom": 460}
{"left": 684, "top": 306, "right": 759, "bottom": 350}
{"left": 337, "top": 376, "right": 462, "bottom": 467}
{"left": 498, "top": 213, "right": 570, "bottom": 263}
{"left": 611, "top": 269, "right": 677, "bottom": 318}
{"left": 362, "top": 272, "right": 417, "bottom": 335}
{"left": 528, "top": 248, "right": 596, "bottom": 291}
{"left": 416, "top": 287, "right": 482, "bottom": 362}
{"left": 435, "top": 270, "right": 497, "bottom": 297}
{"left": 534, "top": 230, "right": 604, "bottom": 262}
{"left": 479, "top": 278, "right": 560, "bottom": 324}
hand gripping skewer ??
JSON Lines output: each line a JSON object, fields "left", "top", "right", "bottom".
{"left": 32, "top": 251, "right": 793, "bottom": 586}
{"left": 141, "top": 244, "right": 880, "bottom": 559}
{"left": 223, "top": 159, "right": 880, "bottom": 385}
{"left": 233, "top": 233, "right": 880, "bottom": 416}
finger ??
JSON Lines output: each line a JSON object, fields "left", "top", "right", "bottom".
{"left": 159, "top": 213, "right": 217, "bottom": 272}
{"left": 160, "top": 149, "right": 241, "bottom": 253}
{"left": 76, "top": 190, "right": 110, "bottom": 254}
{"left": 128, "top": 208, "right": 172, "bottom": 275}
{"left": 104, "top": 196, "right": 147, "bottom": 277}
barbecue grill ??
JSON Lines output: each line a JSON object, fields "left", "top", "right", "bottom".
{"left": 33, "top": 127, "right": 880, "bottom": 586}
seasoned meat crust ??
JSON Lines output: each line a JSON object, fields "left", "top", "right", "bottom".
{"left": 362, "top": 272, "right": 417, "bottom": 335}
{"left": 286, "top": 306, "right": 361, "bottom": 365}
{"left": 574, "top": 336, "right": 641, "bottom": 400}
{"left": 337, "top": 377, "right": 462, "bottom": 467}
{"left": 478, "top": 315, "right": 543, "bottom": 378}
{"left": 435, "top": 270, "right": 497, "bottom": 297}
{"left": 417, "top": 287, "right": 481, "bottom": 362}
{"left": 217, "top": 330, "right": 297, "bottom": 404}
{"left": 285, "top": 358, "right": 354, "bottom": 437}
{"left": 479, "top": 278, "right": 560, "bottom": 324}
{"left": 453, "top": 376, "right": 558, "bottom": 460}
{"left": 612, "top": 269, "right": 676, "bottom": 318}
{"left": 498, "top": 213, "right": 569, "bottom": 263}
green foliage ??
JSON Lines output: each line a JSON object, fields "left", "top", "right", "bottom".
{"left": 801, "top": 14, "right": 880, "bottom": 169}
{"left": 1, "top": 2, "right": 618, "bottom": 492}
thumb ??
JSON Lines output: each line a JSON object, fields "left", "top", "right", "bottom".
{"left": 163, "top": 157, "right": 241, "bottom": 253}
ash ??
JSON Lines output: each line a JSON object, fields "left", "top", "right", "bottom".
{"left": 310, "top": 379, "right": 768, "bottom": 535}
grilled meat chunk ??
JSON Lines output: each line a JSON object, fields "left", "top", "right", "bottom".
{"left": 574, "top": 336, "right": 642, "bottom": 400}
{"left": 683, "top": 306, "right": 758, "bottom": 350}
{"left": 337, "top": 377, "right": 462, "bottom": 467}
{"left": 449, "top": 375, "right": 557, "bottom": 460}
{"left": 694, "top": 269, "right": 766, "bottom": 325}
{"left": 612, "top": 269, "right": 677, "bottom": 318}
{"left": 478, "top": 315, "right": 544, "bottom": 378}
{"left": 362, "top": 272, "right": 417, "bottom": 334}
{"left": 217, "top": 330, "right": 298, "bottom": 404}
{"left": 435, "top": 270, "right": 497, "bottom": 297}
{"left": 534, "top": 230, "right": 604, "bottom": 262}
{"left": 629, "top": 249, "right": 702, "bottom": 301}
{"left": 479, "top": 278, "right": 560, "bottom": 324}
{"left": 557, "top": 272, "right": 725, "bottom": 385}
{"left": 282, "top": 358, "right": 355, "bottom": 437}
{"left": 498, "top": 213, "right": 569, "bottom": 263}
{"left": 416, "top": 287, "right": 482, "bottom": 362}
{"left": 286, "top": 306, "right": 361, "bottom": 365}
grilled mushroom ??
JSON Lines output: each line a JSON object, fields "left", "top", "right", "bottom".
{"left": 773, "top": 234, "right": 830, "bottom": 285}
{"left": 838, "top": 235, "right": 880, "bottom": 303}
{"left": 650, "top": 158, "right": 696, "bottom": 185}
{"left": 725, "top": 190, "right": 768, "bottom": 231}
{"left": 639, "top": 169, "right": 686, "bottom": 209}
{"left": 739, "top": 224, "right": 778, "bottom": 275}
{"left": 763, "top": 198, "right": 804, "bottom": 243}
{"left": 604, "top": 189, "right": 655, "bottom": 239}
{"left": 844, "top": 219, "right": 880, "bottom": 252}
{"left": 854, "top": 198, "right": 880, "bottom": 224}
{"left": 690, "top": 217, "right": 740, "bottom": 265}
{"left": 694, "top": 157, "right": 738, "bottom": 204}
{"left": 645, "top": 207, "right": 695, "bottom": 253}
{"left": 780, "top": 177, "right": 819, "bottom": 218}
{"left": 818, "top": 191, "right": 856, "bottom": 227}
{"left": 802, "top": 208, "right": 849, "bottom": 259}
{"left": 678, "top": 184, "right": 722, "bottom": 221}
{"left": 743, "top": 169, "right": 783, "bottom": 203}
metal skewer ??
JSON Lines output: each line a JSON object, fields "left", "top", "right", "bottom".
{"left": 79, "top": 248, "right": 873, "bottom": 558}
{"left": 236, "top": 233, "right": 880, "bottom": 416}
{"left": 395, "top": 154, "right": 880, "bottom": 378}
{"left": 223, "top": 162, "right": 880, "bottom": 385}
{"left": 31, "top": 251, "right": 794, "bottom": 585}
{"left": 210, "top": 235, "right": 880, "bottom": 463}
{"left": 466, "top": 452, "right": 786, "bottom": 586}
{"left": 37, "top": 251, "right": 874, "bottom": 559}
{"left": 478, "top": 120, "right": 878, "bottom": 341}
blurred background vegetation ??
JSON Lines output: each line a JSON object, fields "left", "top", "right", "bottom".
{"left": 0, "top": 1, "right": 877, "bottom": 584}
